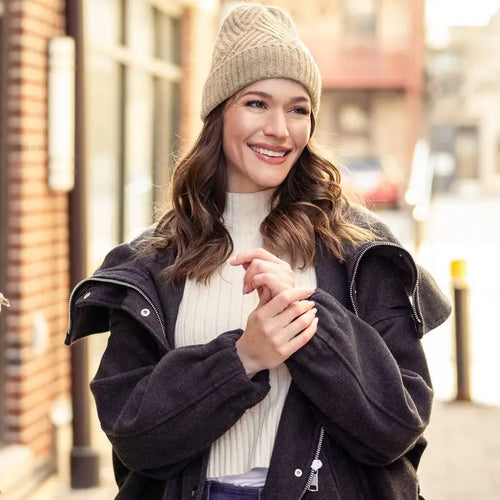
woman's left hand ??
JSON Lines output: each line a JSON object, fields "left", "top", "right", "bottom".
{"left": 229, "top": 248, "right": 295, "bottom": 305}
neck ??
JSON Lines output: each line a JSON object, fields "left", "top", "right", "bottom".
{"left": 223, "top": 189, "right": 275, "bottom": 235}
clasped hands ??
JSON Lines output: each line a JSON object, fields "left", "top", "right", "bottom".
{"left": 229, "top": 248, "right": 317, "bottom": 377}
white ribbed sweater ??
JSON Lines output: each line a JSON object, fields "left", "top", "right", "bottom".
{"left": 174, "top": 189, "right": 317, "bottom": 481}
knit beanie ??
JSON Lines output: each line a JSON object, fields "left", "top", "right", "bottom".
{"left": 201, "top": 3, "right": 321, "bottom": 121}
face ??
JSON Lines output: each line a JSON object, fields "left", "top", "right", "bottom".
{"left": 222, "top": 78, "right": 312, "bottom": 193}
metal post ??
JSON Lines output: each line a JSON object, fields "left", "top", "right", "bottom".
{"left": 66, "top": 0, "right": 100, "bottom": 488}
{"left": 413, "top": 217, "right": 426, "bottom": 254}
{"left": 451, "top": 259, "right": 471, "bottom": 402}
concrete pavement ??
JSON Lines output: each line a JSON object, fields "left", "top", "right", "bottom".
{"left": 27, "top": 398, "right": 500, "bottom": 499}
{"left": 27, "top": 398, "right": 500, "bottom": 500}
{"left": 419, "top": 399, "right": 500, "bottom": 500}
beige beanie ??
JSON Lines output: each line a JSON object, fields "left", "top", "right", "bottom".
{"left": 201, "top": 3, "right": 321, "bottom": 121}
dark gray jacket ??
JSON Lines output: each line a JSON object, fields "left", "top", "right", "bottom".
{"left": 66, "top": 208, "right": 450, "bottom": 499}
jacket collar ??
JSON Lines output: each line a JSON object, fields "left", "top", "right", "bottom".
{"left": 340, "top": 205, "right": 451, "bottom": 336}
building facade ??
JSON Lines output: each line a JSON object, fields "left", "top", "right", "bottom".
{"left": 251, "top": 0, "right": 425, "bottom": 183}
{"left": 0, "top": 0, "right": 429, "bottom": 496}
{"left": 424, "top": 9, "right": 500, "bottom": 195}
{"left": 0, "top": 0, "right": 218, "bottom": 497}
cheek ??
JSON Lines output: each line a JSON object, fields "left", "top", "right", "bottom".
{"left": 222, "top": 112, "right": 248, "bottom": 157}
{"left": 292, "top": 122, "right": 311, "bottom": 151}
{"left": 222, "top": 124, "right": 237, "bottom": 161}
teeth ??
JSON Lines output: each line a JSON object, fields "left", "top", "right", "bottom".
{"left": 250, "top": 146, "right": 287, "bottom": 158}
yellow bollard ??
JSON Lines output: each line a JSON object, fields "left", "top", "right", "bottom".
{"left": 450, "top": 259, "right": 471, "bottom": 402}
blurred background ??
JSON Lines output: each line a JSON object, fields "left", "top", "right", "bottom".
{"left": 0, "top": 0, "right": 499, "bottom": 498}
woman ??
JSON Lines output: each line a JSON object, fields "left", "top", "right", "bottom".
{"left": 66, "top": 4, "right": 450, "bottom": 499}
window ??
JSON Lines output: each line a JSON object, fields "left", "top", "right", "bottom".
{"left": 87, "top": 55, "right": 122, "bottom": 264}
{"left": 337, "top": 92, "right": 372, "bottom": 137}
{"left": 338, "top": 104, "right": 370, "bottom": 136}
{"left": 428, "top": 50, "right": 463, "bottom": 97}
{"left": 320, "top": 90, "right": 373, "bottom": 159}
{"left": 85, "top": 0, "right": 181, "bottom": 267}
{"left": 344, "top": 0, "right": 378, "bottom": 37}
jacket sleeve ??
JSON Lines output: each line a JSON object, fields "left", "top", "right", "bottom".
{"left": 285, "top": 254, "right": 433, "bottom": 466}
{"left": 90, "top": 310, "right": 270, "bottom": 475}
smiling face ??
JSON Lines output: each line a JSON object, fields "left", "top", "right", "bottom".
{"left": 222, "top": 78, "right": 312, "bottom": 193}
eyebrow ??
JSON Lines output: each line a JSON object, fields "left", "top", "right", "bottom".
{"left": 239, "top": 90, "right": 310, "bottom": 105}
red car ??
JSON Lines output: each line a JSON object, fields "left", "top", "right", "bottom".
{"left": 342, "top": 157, "right": 401, "bottom": 208}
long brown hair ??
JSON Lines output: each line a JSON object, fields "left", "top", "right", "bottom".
{"left": 145, "top": 102, "right": 374, "bottom": 283}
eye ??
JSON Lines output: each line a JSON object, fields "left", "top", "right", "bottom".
{"left": 290, "top": 106, "right": 310, "bottom": 116}
{"left": 245, "top": 100, "right": 267, "bottom": 109}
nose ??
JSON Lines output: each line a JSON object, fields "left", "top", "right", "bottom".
{"left": 263, "top": 109, "right": 289, "bottom": 139}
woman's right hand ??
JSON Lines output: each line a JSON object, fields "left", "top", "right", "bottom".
{"left": 236, "top": 288, "right": 318, "bottom": 377}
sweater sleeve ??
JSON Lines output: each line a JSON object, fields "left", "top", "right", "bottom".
{"left": 90, "top": 309, "right": 270, "bottom": 475}
{"left": 285, "top": 254, "right": 433, "bottom": 466}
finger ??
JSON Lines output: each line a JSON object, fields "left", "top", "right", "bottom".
{"left": 242, "top": 259, "right": 277, "bottom": 293}
{"left": 280, "top": 307, "right": 317, "bottom": 341}
{"left": 251, "top": 273, "right": 288, "bottom": 297}
{"left": 230, "top": 248, "right": 283, "bottom": 267}
{"left": 261, "top": 288, "right": 315, "bottom": 318}
{"left": 244, "top": 260, "right": 289, "bottom": 293}
{"left": 244, "top": 258, "right": 294, "bottom": 294}
{"left": 277, "top": 299, "right": 316, "bottom": 327}
{"left": 284, "top": 316, "right": 318, "bottom": 355}
{"left": 257, "top": 286, "right": 273, "bottom": 308}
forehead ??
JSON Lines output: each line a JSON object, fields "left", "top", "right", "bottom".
{"left": 235, "top": 78, "right": 310, "bottom": 100}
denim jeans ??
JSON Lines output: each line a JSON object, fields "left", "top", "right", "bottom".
{"left": 205, "top": 481, "right": 263, "bottom": 499}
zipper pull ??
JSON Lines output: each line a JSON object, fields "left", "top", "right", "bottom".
{"left": 308, "top": 470, "right": 319, "bottom": 492}
{"left": 308, "top": 459, "right": 323, "bottom": 492}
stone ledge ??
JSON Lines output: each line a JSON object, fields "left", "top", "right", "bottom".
{"left": 0, "top": 445, "right": 54, "bottom": 500}
{"left": 0, "top": 444, "right": 31, "bottom": 498}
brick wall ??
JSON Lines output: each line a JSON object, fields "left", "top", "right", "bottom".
{"left": 0, "top": 0, "right": 221, "bottom": 494}
{"left": 3, "top": 0, "right": 70, "bottom": 464}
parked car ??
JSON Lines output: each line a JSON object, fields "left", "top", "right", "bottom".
{"left": 342, "top": 157, "right": 401, "bottom": 208}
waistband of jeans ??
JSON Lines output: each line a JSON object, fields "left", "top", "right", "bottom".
{"left": 205, "top": 480, "right": 264, "bottom": 493}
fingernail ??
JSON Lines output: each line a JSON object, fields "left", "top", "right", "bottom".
{"left": 311, "top": 308, "right": 317, "bottom": 315}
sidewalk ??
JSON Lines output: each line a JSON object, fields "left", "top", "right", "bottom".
{"left": 29, "top": 398, "right": 500, "bottom": 499}
{"left": 419, "top": 399, "right": 500, "bottom": 500}
{"left": 26, "top": 440, "right": 117, "bottom": 500}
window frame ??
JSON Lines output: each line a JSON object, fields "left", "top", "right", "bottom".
{"left": 85, "top": 0, "right": 182, "bottom": 255}
{"left": 336, "top": 91, "right": 372, "bottom": 138}
{"left": 343, "top": 0, "right": 379, "bottom": 38}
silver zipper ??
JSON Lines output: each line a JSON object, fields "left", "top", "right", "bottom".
{"left": 297, "top": 426, "right": 325, "bottom": 499}
{"left": 66, "top": 276, "right": 167, "bottom": 340}
{"left": 294, "top": 244, "right": 414, "bottom": 499}
{"left": 349, "top": 242, "right": 422, "bottom": 324}
{"left": 308, "top": 459, "right": 323, "bottom": 492}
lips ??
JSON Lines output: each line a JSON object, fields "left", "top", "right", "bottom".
{"left": 248, "top": 144, "right": 291, "bottom": 159}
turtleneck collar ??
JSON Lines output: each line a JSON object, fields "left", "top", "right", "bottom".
{"left": 223, "top": 189, "right": 275, "bottom": 235}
